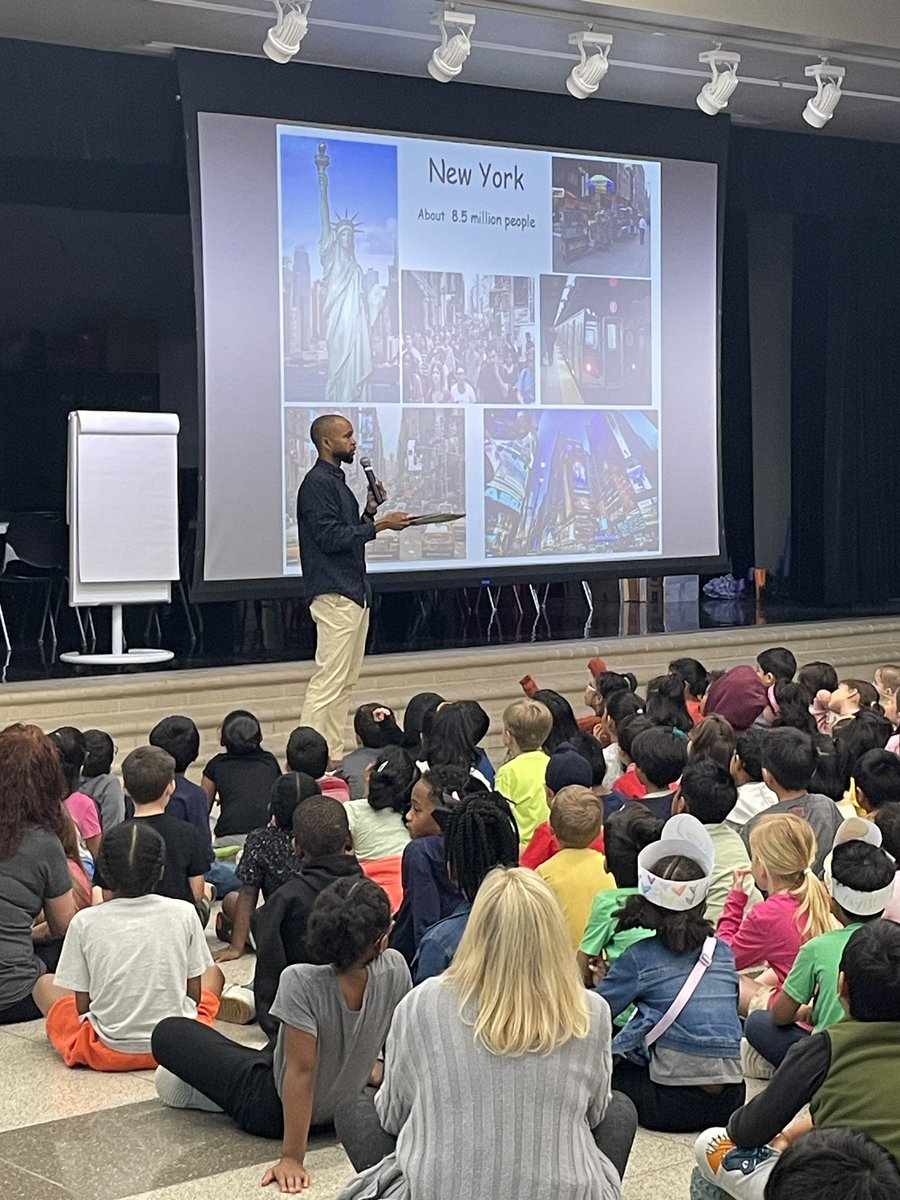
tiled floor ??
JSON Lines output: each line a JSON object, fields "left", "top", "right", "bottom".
{"left": 0, "top": 925, "right": 760, "bottom": 1199}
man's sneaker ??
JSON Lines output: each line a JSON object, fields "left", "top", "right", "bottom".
{"left": 217, "top": 983, "right": 256, "bottom": 1025}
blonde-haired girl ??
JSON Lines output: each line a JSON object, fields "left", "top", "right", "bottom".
{"left": 335, "top": 867, "right": 636, "bottom": 1200}
{"left": 717, "top": 812, "right": 835, "bottom": 1015}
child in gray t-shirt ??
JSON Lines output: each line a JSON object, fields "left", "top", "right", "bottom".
{"left": 153, "top": 876, "right": 411, "bottom": 1194}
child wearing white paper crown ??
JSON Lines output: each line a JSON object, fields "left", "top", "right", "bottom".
{"left": 594, "top": 814, "right": 745, "bottom": 1133}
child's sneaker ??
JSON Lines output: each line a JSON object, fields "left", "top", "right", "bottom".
{"left": 694, "top": 1128, "right": 780, "bottom": 1197}
{"left": 217, "top": 983, "right": 256, "bottom": 1025}
{"left": 689, "top": 1168, "right": 730, "bottom": 1199}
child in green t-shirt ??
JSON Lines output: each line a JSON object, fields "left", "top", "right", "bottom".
{"left": 744, "top": 822, "right": 895, "bottom": 1068}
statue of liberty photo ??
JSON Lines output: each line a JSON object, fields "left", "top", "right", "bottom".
{"left": 315, "top": 142, "right": 386, "bottom": 405}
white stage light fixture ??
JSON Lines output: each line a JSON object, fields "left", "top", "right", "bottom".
{"left": 263, "top": 0, "right": 311, "bottom": 64}
{"left": 803, "top": 61, "right": 846, "bottom": 128}
{"left": 566, "top": 31, "right": 613, "bottom": 100}
{"left": 696, "top": 48, "right": 741, "bottom": 115}
{"left": 428, "top": 10, "right": 475, "bottom": 83}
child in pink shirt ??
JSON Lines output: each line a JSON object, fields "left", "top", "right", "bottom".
{"left": 50, "top": 726, "right": 102, "bottom": 863}
{"left": 717, "top": 811, "right": 834, "bottom": 1015}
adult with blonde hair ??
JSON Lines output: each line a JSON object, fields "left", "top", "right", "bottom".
{"left": 335, "top": 867, "right": 637, "bottom": 1200}
{"left": 718, "top": 811, "right": 836, "bottom": 1015}
{"left": 0, "top": 723, "right": 76, "bottom": 1023}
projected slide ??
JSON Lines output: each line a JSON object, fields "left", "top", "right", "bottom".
{"left": 197, "top": 112, "right": 720, "bottom": 584}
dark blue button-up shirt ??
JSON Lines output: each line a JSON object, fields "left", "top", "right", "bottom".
{"left": 296, "top": 458, "right": 375, "bottom": 606}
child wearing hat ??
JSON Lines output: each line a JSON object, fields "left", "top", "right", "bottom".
{"left": 594, "top": 814, "right": 744, "bottom": 1133}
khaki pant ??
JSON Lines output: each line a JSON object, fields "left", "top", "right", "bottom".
{"left": 301, "top": 593, "right": 369, "bottom": 761}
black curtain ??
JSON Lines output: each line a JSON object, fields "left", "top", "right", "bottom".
{"left": 720, "top": 206, "right": 754, "bottom": 580}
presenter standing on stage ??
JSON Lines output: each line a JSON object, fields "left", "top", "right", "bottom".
{"left": 297, "top": 414, "right": 410, "bottom": 764}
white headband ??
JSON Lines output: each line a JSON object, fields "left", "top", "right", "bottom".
{"left": 637, "top": 814, "right": 715, "bottom": 912}
{"left": 826, "top": 817, "right": 895, "bottom": 917}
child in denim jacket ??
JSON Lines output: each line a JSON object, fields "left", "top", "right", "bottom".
{"left": 595, "top": 814, "right": 744, "bottom": 1133}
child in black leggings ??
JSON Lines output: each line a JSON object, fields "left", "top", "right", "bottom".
{"left": 152, "top": 877, "right": 410, "bottom": 1193}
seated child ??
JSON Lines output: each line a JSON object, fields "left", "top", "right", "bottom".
{"left": 414, "top": 790, "right": 519, "bottom": 984}
{"left": 742, "top": 728, "right": 843, "bottom": 874}
{"left": 694, "top": 920, "right": 900, "bottom": 1197}
{"left": 95, "top": 747, "right": 211, "bottom": 922}
{"left": 609, "top": 715, "right": 654, "bottom": 800}
{"left": 744, "top": 821, "right": 896, "bottom": 1069}
{"left": 455, "top": 699, "right": 495, "bottom": 786}
{"left": 727, "top": 729, "right": 777, "bottom": 828}
{"left": 718, "top": 812, "right": 834, "bottom": 1016}
{"left": 578, "top": 802, "right": 663, "bottom": 995}
{"left": 337, "top": 704, "right": 404, "bottom": 800}
{"left": 822, "top": 679, "right": 882, "bottom": 727}
{"left": 214, "top": 772, "right": 321, "bottom": 962}
{"left": 153, "top": 877, "right": 411, "bottom": 1194}
{"left": 202, "top": 710, "right": 282, "bottom": 841}
{"left": 688, "top": 714, "right": 738, "bottom": 772}
{"left": 756, "top": 647, "right": 797, "bottom": 689}
{"left": 600, "top": 688, "right": 645, "bottom": 790}
{"left": 760, "top": 1127, "right": 900, "bottom": 1200}
{"left": 50, "top": 726, "right": 102, "bottom": 864}
{"left": 873, "top": 664, "right": 900, "bottom": 727}
{"left": 520, "top": 741, "right": 594, "bottom": 869}
{"left": 537, "top": 786, "right": 613, "bottom": 949}
{"left": 853, "top": 749, "right": 900, "bottom": 812}
{"left": 494, "top": 698, "right": 553, "bottom": 846}
{"left": 149, "top": 715, "right": 212, "bottom": 842}
{"left": 345, "top": 746, "right": 416, "bottom": 912}
{"left": 704, "top": 666, "right": 769, "bottom": 733}
{"left": 79, "top": 729, "right": 124, "bottom": 831}
{"left": 45, "top": 821, "right": 223, "bottom": 1070}
{"left": 872, "top": 805, "right": 900, "bottom": 921}
{"left": 287, "top": 725, "right": 350, "bottom": 802}
{"left": 605, "top": 727, "right": 686, "bottom": 822}
{"left": 674, "top": 758, "right": 760, "bottom": 925}
{"left": 645, "top": 673, "right": 694, "bottom": 736}
{"left": 596, "top": 814, "right": 745, "bottom": 1132}
{"left": 668, "top": 657, "right": 709, "bottom": 726}
{"left": 570, "top": 728, "right": 619, "bottom": 799}
{"left": 389, "top": 765, "right": 476, "bottom": 964}
{"left": 798, "top": 661, "right": 840, "bottom": 735}
{"left": 250, "top": 796, "right": 363, "bottom": 1035}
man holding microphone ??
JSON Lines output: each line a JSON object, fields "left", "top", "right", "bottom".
{"left": 297, "top": 413, "right": 410, "bottom": 764}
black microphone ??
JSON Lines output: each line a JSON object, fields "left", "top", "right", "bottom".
{"left": 359, "top": 456, "right": 385, "bottom": 506}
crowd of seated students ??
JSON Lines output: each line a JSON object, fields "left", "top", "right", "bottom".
{"left": 4, "top": 649, "right": 900, "bottom": 1198}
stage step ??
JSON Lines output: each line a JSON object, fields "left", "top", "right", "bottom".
{"left": 1, "top": 615, "right": 898, "bottom": 775}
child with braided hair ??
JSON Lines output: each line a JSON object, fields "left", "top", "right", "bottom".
{"left": 44, "top": 821, "right": 224, "bottom": 1071}
{"left": 414, "top": 790, "right": 520, "bottom": 983}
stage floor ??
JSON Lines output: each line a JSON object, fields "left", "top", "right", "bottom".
{"left": 3, "top": 584, "right": 900, "bottom": 686}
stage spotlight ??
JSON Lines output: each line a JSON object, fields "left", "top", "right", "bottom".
{"left": 696, "top": 47, "right": 741, "bottom": 115}
{"left": 803, "top": 60, "right": 846, "bottom": 127}
{"left": 566, "top": 31, "right": 613, "bottom": 100}
{"left": 428, "top": 9, "right": 475, "bottom": 83}
{"left": 263, "top": 0, "right": 311, "bottom": 64}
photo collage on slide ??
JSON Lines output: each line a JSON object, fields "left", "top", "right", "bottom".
{"left": 279, "top": 128, "right": 660, "bottom": 572}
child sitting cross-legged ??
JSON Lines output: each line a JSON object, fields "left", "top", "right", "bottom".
{"left": 605, "top": 727, "right": 687, "bottom": 823}
{"left": 742, "top": 820, "right": 897, "bottom": 1070}
{"left": 45, "top": 821, "right": 224, "bottom": 1070}
{"left": 537, "top": 786, "right": 613, "bottom": 949}
{"left": 153, "top": 877, "right": 411, "bottom": 1194}
{"left": 214, "top": 772, "right": 321, "bottom": 963}
{"left": 693, "top": 919, "right": 900, "bottom": 1199}
{"left": 346, "top": 745, "right": 416, "bottom": 913}
{"left": 717, "top": 812, "right": 835, "bottom": 1017}
{"left": 595, "top": 814, "right": 745, "bottom": 1133}
{"left": 519, "top": 741, "right": 595, "bottom": 870}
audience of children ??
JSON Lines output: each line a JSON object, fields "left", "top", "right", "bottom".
{"left": 46, "top": 821, "right": 225, "bottom": 1070}
{"left": 336, "top": 868, "right": 638, "bottom": 1200}
{"left": 718, "top": 812, "right": 834, "bottom": 1015}
{"left": 495, "top": 697, "right": 553, "bottom": 845}
{"left": 694, "top": 920, "right": 900, "bottom": 1197}
{"left": 154, "top": 877, "right": 411, "bottom": 1194}
{"left": 214, "top": 772, "right": 321, "bottom": 962}
{"left": 336, "top": 704, "right": 404, "bottom": 799}
{"left": 7, "top": 639, "right": 900, "bottom": 1195}
{"left": 251, "top": 795, "right": 364, "bottom": 1034}
{"left": 743, "top": 820, "right": 896, "bottom": 1069}
{"left": 79, "top": 729, "right": 125, "bottom": 831}
{"left": 537, "top": 786, "right": 613, "bottom": 948}
{"left": 595, "top": 814, "right": 745, "bottom": 1132}
{"left": 202, "top": 710, "right": 283, "bottom": 842}
{"left": 414, "top": 790, "right": 520, "bottom": 983}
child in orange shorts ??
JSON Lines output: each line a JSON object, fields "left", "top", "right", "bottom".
{"left": 46, "top": 821, "right": 223, "bottom": 1071}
